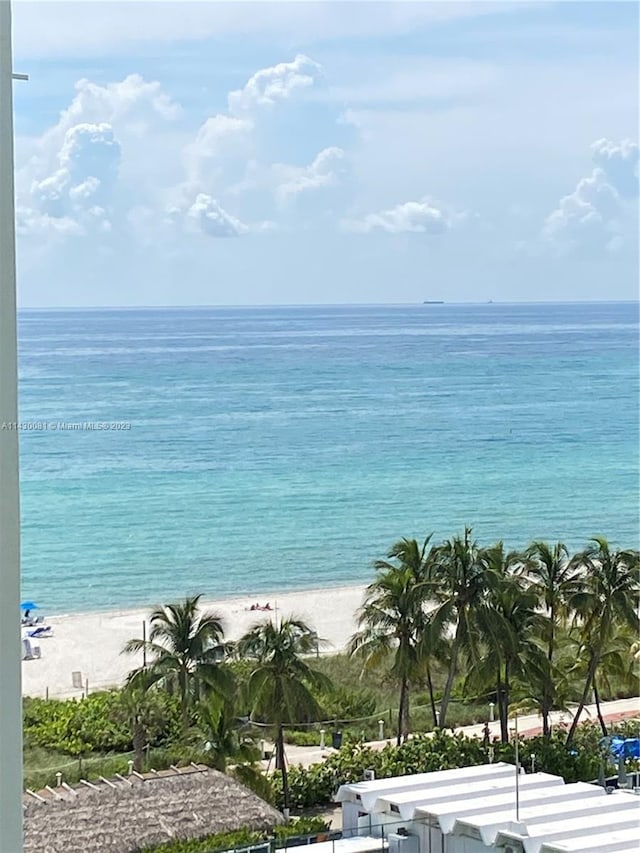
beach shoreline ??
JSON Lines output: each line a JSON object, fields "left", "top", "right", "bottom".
{"left": 21, "top": 583, "right": 367, "bottom": 699}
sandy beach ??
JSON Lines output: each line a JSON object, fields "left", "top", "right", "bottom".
{"left": 21, "top": 585, "right": 367, "bottom": 699}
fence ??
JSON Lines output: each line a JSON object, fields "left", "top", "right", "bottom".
{"left": 217, "top": 830, "right": 389, "bottom": 853}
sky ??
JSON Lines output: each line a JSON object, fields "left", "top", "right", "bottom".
{"left": 10, "top": 0, "right": 640, "bottom": 307}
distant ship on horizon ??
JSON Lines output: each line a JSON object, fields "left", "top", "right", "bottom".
{"left": 423, "top": 300, "right": 445, "bottom": 305}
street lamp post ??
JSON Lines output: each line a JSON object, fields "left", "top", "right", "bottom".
{"left": 0, "top": 2, "right": 25, "bottom": 851}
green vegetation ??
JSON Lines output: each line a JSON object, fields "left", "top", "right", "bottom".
{"left": 139, "top": 817, "right": 331, "bottom": 853}
{"left": 238, "top": 618, "right": 331, "bottom": 813}
{"left": 272, "top": 721, "right": 640, "bottom": 811}
{"left": 349, "top": 537, "right": 435, "bottom": 744}
{"left": 350, "top": 530, "right": 638, "bottom": 739}
{"left": 124, "top": 594, "right": 232, "bottom": 732}
{"left": 23, "top": 530, "right": 639, "bottom": 828}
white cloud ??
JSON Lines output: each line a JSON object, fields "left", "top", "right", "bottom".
{"left": 543, "top": 138, "right": 638, "bottom": 250}
{"left": 186, "top": 194, "right": 249, "bottom": 238}
{"left": 275, "top": 146, "right": 346, "bottom": 201}
{"left": 46, "top": 75, "right": 180, "bottom": 147}
{"left": 18, "top": 74, "right": 182, "bottom": 241}
{"left": 178, "top": 54, "right": 350, "bottom": 226}
{"left": 182, "top": 55, "right": 327, "bottom": 195}
{"left": 29, "top": 122, "right": 121, "bottom": 232}
{"left": 344, "top": 199, "right": 450, "bottom": 234}
{"left": 543, "top": 169, "right": 618, "bottom": 246}
{"left": 590, "top": 138, "right": 639, "bottom": 199}
{"left": 228, "top": 54, "right": 323, "bottom": 116}
{"left": 16, "top": 207, "right": 84, "bottom": 239}
{"left": 184, "top": 114, "right": 253, "bottom": 190}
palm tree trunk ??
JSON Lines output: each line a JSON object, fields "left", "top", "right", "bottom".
{"left": 426, "top": 663, "right": 438, "bottom": 728}
{"left": 179, "top": 669, "right": 189, "bottom": 732}
{"left": 401, "top": 678, "right": 410, "bottom": 743}
{"left": 497, "top": 670, "right": 508, "bottom": 744}
{"left": 566, "top": 652, "right": 598, "bottom": 745}
{"left": 396, "top": 678, "right": 407, "bottom": 746}
{"left": 593, "top": 681, "right": 608, "bottom": 736}
{"left": 502, "top": 664, "right": 510, "bottom": 745}
{"left": 543, "top": 609, "right": 554, "bottom": 739}
{"left": 132, "top": 716, "right": 145, "bottom": 773}
{"left": 439, "top": 619, "right": 462, "bottom": 727}
{"left": 277, "top": 723, "right": 290, "bottom": 814}
{"left": 541, "top": 699, "right": 551, "bottom": 740}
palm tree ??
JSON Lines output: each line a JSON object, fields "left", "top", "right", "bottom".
{"left": 429, "top": 527, "right": 488, "bottom": 727}
{"left": 197, "top": 694, "right": 260, "bottom": 772}
{"left": 123, "top": 595, "right": 231, "bottom": 732}
{"left": 112, "top": 686, "right": 175, "bottom": 772}
{"left": 573, "top": 624, "right": 640, "bottom": 736}
{"left": 237, "top": 617, "right": 331, "bottom": 815}
{"left": 469, "top": 543, "right": 542, "bottom": 742}
{"left": 195, "top": 694, "right": 274, "bottom": 803}
{"left": 565, "top": 538, "right": 639, "bottom": 744}
{"left": 348, "top": 537, "right": 434, "bottom": 744}
{"left": 525, "top": 541, "right": 580, "bottom": 737}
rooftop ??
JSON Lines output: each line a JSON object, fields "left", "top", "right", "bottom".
{"left": 335, "top": 763, "right": 516, "bottom": 812}
{"left": 24, "top": 764, "right": 283, "bottom": 853}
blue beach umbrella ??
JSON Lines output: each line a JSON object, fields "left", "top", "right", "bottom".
{"left": 20, "top": 601, "right": 38, "bottom": 611}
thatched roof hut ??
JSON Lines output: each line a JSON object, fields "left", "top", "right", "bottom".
{"left": 24, "top": 764, "right": 283, "bottom": 853}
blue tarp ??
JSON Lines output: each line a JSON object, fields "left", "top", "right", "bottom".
{"left": 602, "top": 736, "right": 640, "bottom": 759}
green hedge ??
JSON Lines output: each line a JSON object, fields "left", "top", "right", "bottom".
{"left": 271, "top": 722, "right": 640, "bottom": 811}
{"left": 140, "top": 817, "right": 330, "bottom": 853}
{"left": 23, "top": 692, "right": 182, "bottom": 756}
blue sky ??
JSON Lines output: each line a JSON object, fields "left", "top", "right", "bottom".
{"left": 11, "top": 0, "right": 639, "bottom": 307}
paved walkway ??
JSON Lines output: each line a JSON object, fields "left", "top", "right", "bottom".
{"left": 260, "top": 696, "right": 639, "bottom": 771}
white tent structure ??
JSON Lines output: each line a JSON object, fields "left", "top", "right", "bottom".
{"left": 491, "top": 790, "right": 640, "bottom": 853}
{"left": 336, "top": 764, "right": 517, "bottom": 835}
{"left": 335, "top": 764, "right": 639, "bottom": 853}
{"left": 537, "top": 825, "right": 640, "bottom": 853}
{"left": 372, "top": 772, "right": 563, "bottom": 820}
{"left": 365, "top": 773, "right": 565, "bottom": 842}
{"left": 449, "top": 785, "right": 638, "bottom": 852}
{"left": 414, "top": 779, "right": 607, "bottom": 853}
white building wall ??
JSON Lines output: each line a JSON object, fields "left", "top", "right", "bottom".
{"left": 342, "top": 802, "right": 363, "bottom": 836}
{"left": 457, "top": 838, "right": 490, "bottom": 853}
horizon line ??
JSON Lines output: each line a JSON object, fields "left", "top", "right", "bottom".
{"left": 17, "top": 299, "right": 640, "bottom": 311}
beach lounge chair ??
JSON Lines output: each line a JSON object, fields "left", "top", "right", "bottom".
{"left": 22, "top": 637, "right": 41, "bottom": 661}
{"left": 26, "top": 625, "right": 53, "bottom": 639}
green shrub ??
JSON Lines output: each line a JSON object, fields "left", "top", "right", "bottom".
{"left": 284, "top": 730, "right": 322, "bottom": 747}
{"left": 23, "top": 693, "right": 131, "bottom": 755}
{"left": 23, "top": 691, "right": 181, "bottom": 756}
{"left": 320, "top": 687, "right": 377, "bottom": 725}
{"left": 271, "top": 722, "right": 638, "bottom": 811}
{"left": 140, "top": 817, "right": 330, "bottom": 853}
{"left": 140, "top": 827, "right": 265, "bottom": 853}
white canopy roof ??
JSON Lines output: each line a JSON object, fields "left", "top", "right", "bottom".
{"left": 415, "top": 778, "right": 603, "bottom": 836}
{"left": 538, "top": 824, "right": 640, "bottom": 852}
{"left": 334, "top": 762, "right": 515, "bottom": 811}
{"left": 451, "top": 782, "right": 611, "bottom": 844}
{"left": 491, "top": 790, "right": 640, "bottom": 853}
{"left": 374, "top": 771, "right": 563, "bottom": 819}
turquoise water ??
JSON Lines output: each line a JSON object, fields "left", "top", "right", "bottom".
{"left": 17, "top": 303, "right": 639, "bottom": 613}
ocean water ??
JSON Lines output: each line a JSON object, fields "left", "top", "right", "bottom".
{"left": 17, "top": 302, "right": 639, "bottom": 614}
